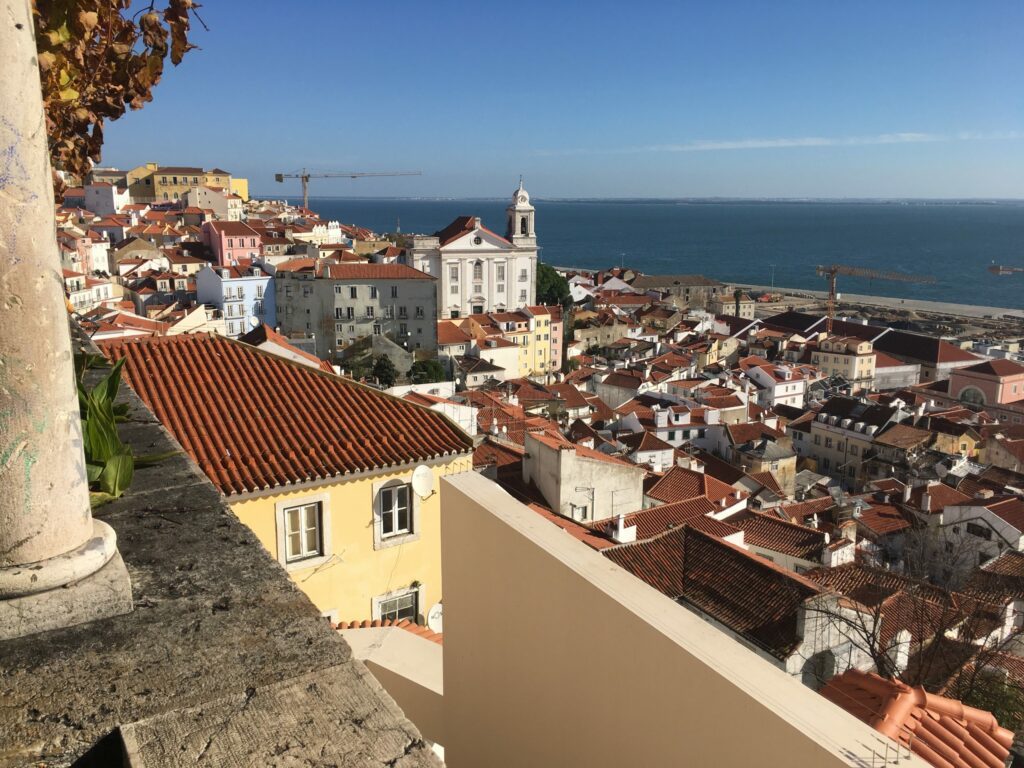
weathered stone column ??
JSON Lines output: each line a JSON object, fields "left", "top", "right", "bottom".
{"left": 0, "top": 0, "right": 131, "bottom": 639}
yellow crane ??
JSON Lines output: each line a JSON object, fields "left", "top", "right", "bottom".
{"left": 815, "top": 264, "right": 936, "bottom": 334}
{"left": 274, "top": 168, "right": 422, "bottom": 210}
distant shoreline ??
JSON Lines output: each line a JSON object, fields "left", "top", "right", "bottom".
{"left": 548, "top": 264, "right": 1024, "bottom": 319}
{"left": 263, "top": 195, "right": 1024, "bottom": 205}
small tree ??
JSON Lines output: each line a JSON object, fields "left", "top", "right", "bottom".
{"left": 536, "top": 263, "right": 570, "bottom": 306}
{"left": 371, "top": 354, "right": 398, "bottom": 388}
{"left": 409, "top": 359, "right": 446, "bottom": 384}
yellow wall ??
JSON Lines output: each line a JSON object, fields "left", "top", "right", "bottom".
{"left": 229, "top": 177, "right": 249, "bottom": 201}
{"left": 230, "top": 455, "right": 472, "bottom": 623}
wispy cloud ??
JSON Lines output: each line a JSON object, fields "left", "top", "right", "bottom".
{"left": 531, "top": 130, "right": 1024, "bottom": 157}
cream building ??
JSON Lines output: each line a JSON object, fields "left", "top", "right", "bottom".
{"left": 811, "top": 336, "right": 876, "bottom": 392}
{"left": 407, "top": 181, "right": 538, "bottom": 318}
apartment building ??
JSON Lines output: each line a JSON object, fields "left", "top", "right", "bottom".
{"left": 811, "top": 336, "right": 876, "bottom": 393}
{"left": 276, "top": 262, "right": 437, "bottom": 360}
{"left": 195, "top": 263, "right": 275, "bottom": 339}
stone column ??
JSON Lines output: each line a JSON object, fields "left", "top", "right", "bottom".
{"left": 0, "top": 0, "right": 131, "bottom": 639}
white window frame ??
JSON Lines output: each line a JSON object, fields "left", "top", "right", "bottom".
{"left": 371, "top": 584, "right": 425, "bottom": 623}
{"left": 372, "top": 478, "right": 421, "bottom": 550}
{"left": 274, "top": 494, "right": 331, "bottom": 571}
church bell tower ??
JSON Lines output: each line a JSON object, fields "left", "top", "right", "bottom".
{"left": 506, "top": 177, "right": 536, "bottom": 247}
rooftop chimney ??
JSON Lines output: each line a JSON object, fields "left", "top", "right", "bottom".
{"left": 613, "top": 514, "right": 637, "bottom": 544}
{"left": 902, "top": 484, "right": 912, "bottom": 503}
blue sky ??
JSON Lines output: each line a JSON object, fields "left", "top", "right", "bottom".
{"left": 101, "top": 0, "right": 1024, "bottom": 198}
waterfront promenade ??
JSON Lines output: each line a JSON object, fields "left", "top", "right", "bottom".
{"left": 733, "top": 283, "right": 1024, "bottom": 320}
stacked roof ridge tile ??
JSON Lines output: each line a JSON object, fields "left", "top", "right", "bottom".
{"left": 821, "top": 669, "right": 1013, "bottom": 768}
{"left": 101, "top": 334, "right": 472, "bottom": 495}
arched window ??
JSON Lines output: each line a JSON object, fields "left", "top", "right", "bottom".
{"left": 472, "top": 261, "right": 483, "bottom": 281}
{"left": 960, "top": 386, "right": 986, "bottom": 406}
{"left": 520, "top": 216, "right": 528, "bottom": 235}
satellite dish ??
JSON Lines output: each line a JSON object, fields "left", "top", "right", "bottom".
{"left": 427, "top": 602, "right": 443, "bottom": 633}
{"left": 411, "top": 464, "right": 434, "bottom": 500}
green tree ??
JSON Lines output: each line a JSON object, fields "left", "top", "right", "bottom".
{"left": 536, "top": 263, "right": 571, "bottom": 306}
{"left": 409, "top": 359, "right": 446, "bottom": 384}
{"left": 371, "top": 354, "right": 398, "bottom": 388}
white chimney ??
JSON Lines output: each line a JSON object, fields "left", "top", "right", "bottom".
{"left": 922, "top": 492, "right": 931, "bottom": 513}
{"left": 902, "top": 484, "right": 912, "bottom": 503}
{"left": 613, "top": 514, "right": 637, "bottom": 544}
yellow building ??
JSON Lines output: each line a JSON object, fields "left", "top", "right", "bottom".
{"left": 103, "top": 333, "right": 474, "bottom": 624}
{"left": 229, "top": 177, "right": 250, "bottom": 201}
{"left": 152, "top": 166, "right": 233, "bottom": 202}
{"left": 462, "top": 308, "right": 555, "bottom": 380}
{"left": 811, "top": 335, "right": 876, "bottom": 392}
{"left": 125, "top": 162, "right": 158, "bottom": 202}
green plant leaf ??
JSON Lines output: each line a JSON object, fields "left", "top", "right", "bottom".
{"left": 99, "top": 451, "right": 134, "bottom": 498}
{"left": 86, "top": 461, "right": 104, "bottom": 483}
{"left": 100, "top": 357, "right": 126, "bottom": 403}
{"left": 89, "top": 491, "right": 118, "bottom": 508}
{"left": 84, "top": 399, "right": 121, "bottom": 463}
{"left": 134, "top": 450, "right": 181, "bottom": 467}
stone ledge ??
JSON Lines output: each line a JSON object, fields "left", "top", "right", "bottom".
{"left": 0, "top": 328, "right": 441, "bottom": 767}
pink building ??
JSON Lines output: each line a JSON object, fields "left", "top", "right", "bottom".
{"left": 201, "top": 220, "right": 262, "bottom": 266}
{"left": 941, "top": 358, "right": 1024, "bottom": 425}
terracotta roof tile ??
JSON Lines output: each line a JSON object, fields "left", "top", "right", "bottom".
{"left": 606, "top": 527, "right": 821, "bottom": 658}
{"left": 318, "top": 263, "right": 435, "bottom": 280}
{"left": 821, "top": 670, "right": 1012, "bottom": 768}
{"left": 101, "top": 334, "right": 472, "bottom": 495}
{"left": 726, "top": 511, "right": 827, "bottom": 560}
{"left": 336, "top": 618, "right": 443, "bottom": 645}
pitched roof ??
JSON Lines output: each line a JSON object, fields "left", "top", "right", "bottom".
{"left": 619, "top": 430, "right": 674, "bottom": 454}
{"left": 101, "top": 334, "right": 472, "bottom": 495}
{"left": 820, "top": 670, "right": 1012, "bottom": 768}
{"left": 318, "top": 263, "right": 435, "bottom": 280}
{"left": 873, "top": 423, "right": 933, "bottom": 450}
{"left": 237, "top": 325, "right": 334, "bottom": 373}
{"left": 726, "top": 511, "right": 827, "bottom": 560}
{"left": 646, "top": 465, "right": 740, "bottom": 506}
{"left": 434, "top": 215, "right": 511, "bottom": 247}
{"left": 959, "top": 358, "right": 1024, "bottom": 377}
{"left": 606, "top": 527, "right": 821, "bottom": 658}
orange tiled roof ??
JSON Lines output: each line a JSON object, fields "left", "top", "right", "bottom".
{"left": 318, "top": 263, "right": 435, "bottom": 280}
{"left": 606, "top": 526, "right": 821, "bottom": 658}
{"left": 820, "top": 670, "right": 1012, "bottom": 768}
{"left": 336, "top": 618, "right": 442, "bottom": 645}
{"left": 646, "top": 465, "right": 740, "bottom": 506}
{"left": 100, "top": 334, "right": 472, "bottom": 495}
{"left": 727, "top": 511, "right": 827, "bottom": 560}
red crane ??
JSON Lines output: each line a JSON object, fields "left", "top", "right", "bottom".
{"left": 815, "top": 264, "right": 936, "bottom": 334}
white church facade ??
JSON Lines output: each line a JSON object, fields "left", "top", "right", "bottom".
{"left": 406, "top": 182, "right": 538, "bottom": 318}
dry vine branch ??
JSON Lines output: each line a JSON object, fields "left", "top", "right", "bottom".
{"left": 32, "top": 0, "right": 201, "bottom": 189}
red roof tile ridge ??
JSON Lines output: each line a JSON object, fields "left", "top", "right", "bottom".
{"left": 335, "top": 618, "right": 443, "bottom": 644}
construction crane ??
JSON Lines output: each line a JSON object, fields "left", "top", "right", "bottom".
{"left": 274, "top": 169, "right": 422, "bottom": 210}
{"left": 815, "top": 264, "right": 936, "bottom": 334}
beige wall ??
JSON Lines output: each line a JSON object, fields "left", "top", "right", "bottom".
{"left": 440, "top": 472, "right": 925, "bottom": 768}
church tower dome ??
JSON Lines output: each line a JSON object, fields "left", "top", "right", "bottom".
{"left": 506, "top": 177, "right": 535, "bottom": 243}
